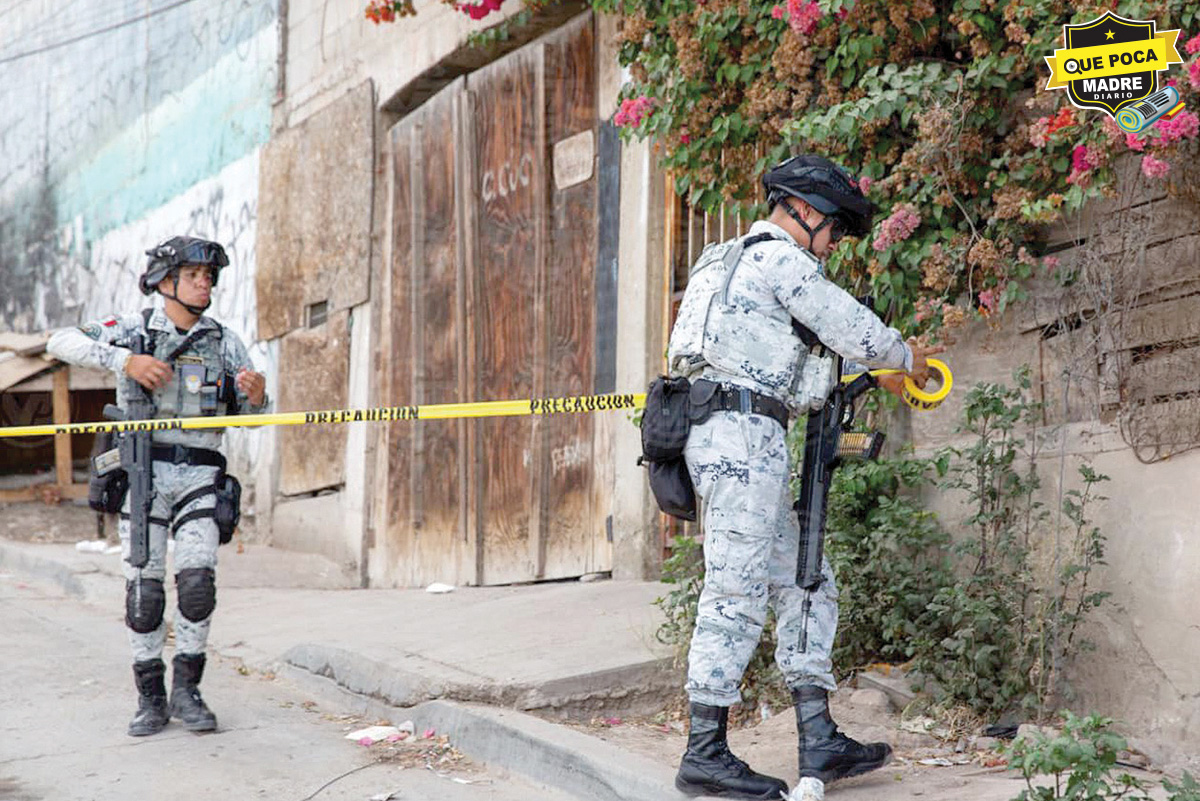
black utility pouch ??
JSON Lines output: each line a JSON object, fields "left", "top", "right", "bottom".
{"left": 640, "top": 376, "right": 699, "bottom": 521}
{"left": 87, "top": 431, "right": 128, "bottom": 513}
{"left": 641, "top": 376, "right": 693, "bottom": 461}
{"left": 213, "top": 473, "right": 242, "bottom": 544}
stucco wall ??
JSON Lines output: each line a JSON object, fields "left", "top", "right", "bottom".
{"left": 911, "top": 307, "right": 1200, "bottom": 773}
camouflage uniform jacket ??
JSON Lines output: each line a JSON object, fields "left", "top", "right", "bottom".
{"left": 668, "top": 220, "right": 912, "bottom": 410}
{"left": 47, "top": 306, "right": 268, "bottom": 451}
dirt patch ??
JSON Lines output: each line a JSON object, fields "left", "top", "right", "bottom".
{"left": 0, "top": 501, "right": 105, "bottom": 544}
{"left": 561, "top": 689, "right": 1033, "bottom": 800}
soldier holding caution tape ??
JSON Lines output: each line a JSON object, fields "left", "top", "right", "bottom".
{"left": 47, "top": 236, "right": 268, "bottom": 737}
{"left": 658, "top": 154, "right": 943, "bottom": 799}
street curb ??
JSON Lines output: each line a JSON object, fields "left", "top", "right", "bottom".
{"left": 271, "top": 663, "right": 682, "bottom": 801}
{"left": 283, "top": 642, "right": 679, "bottom": 718}
{"left": 0, "top": 540, "right": 88, "bottom": 597}
{"left": 408, "top": 700, "right": 683, "bottom": 801}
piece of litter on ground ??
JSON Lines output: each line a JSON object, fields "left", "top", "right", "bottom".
{"left": 75, "top": 540, "right": 107, "bottom": 553}
{"left": 422, "top": 728, "right": 436, "bottom": 739}
{"left": 787, "top": 776, "right": 825, "bottom": 801}
{"left": 397, "top": 720, "right": 415, "bottom": 735}
{"left": 425, "top": 582, "right": 455, "bottom": 594}
{"left": 918, "top": 757, "right": 956, "bottom": 767}
{"left": 368, "top": 792, "right": 401, "bottom": 801}
{"left": 345, "top": 725, "right": 402, "bottom": 744}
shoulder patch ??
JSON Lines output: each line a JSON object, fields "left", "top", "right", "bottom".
{"left": 79, "top": 323, "right": 102, "bottom": 340}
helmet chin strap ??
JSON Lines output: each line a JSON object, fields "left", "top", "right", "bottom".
{"left": 782, "top": 200, "right": 834, "bottom": 253}
{"left": 163, "top": 275, "right": 211, "bottom": 317}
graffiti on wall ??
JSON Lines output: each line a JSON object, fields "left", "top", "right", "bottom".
{"left": 0, "top": 0, "right": 278, "bottom": 335}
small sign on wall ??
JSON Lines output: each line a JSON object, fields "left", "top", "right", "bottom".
{"left": 552, "top": 129, "right": 595, "bottom": 191}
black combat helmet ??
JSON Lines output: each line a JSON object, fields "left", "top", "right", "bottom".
{"left": 762, "top": 155, "right": 874, "bottom": 238}
{"left": 139, "top": 236, "right": 230, "bottom": 296}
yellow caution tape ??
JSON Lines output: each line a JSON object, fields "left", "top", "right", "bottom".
{"left": 0, "top": 362, "right": 953, "bottom": 440}
{"left": 0, "top": 392, "right": 646, "bottom": 439}
{"left": 842, "top": 358, "right": 953, "bottom": 411}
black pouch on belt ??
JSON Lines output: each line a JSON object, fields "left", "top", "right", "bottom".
{"left": 87, "top": 430, "right": 128, "bottom": 513}
{"left": 640, "top": 376, "right": 700, "bottom": 521}
{"left": 213, "top": 473, "right": 242, "bottom": 544}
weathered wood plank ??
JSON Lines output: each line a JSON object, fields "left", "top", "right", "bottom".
{"left": 470, "top": 44, "right": 543, "bottom": 585}
{"left": 276, "top": 311, "right": 350, "bottom": 495}
{"left": 542, "top": 14, "right": 599, "bottom": 578}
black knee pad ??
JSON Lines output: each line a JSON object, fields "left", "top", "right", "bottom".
{"left": 176, "top": 568, "right": 216, "bottom": 622}
{"left": 125, "top": 578, "right": 166, "bottom": 633}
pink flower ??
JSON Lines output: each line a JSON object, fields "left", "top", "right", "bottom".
{"left": 1028, "top": 117, "right": 1050, "bottom": 148}
{"left": 871, "top": 203, "right": 920, "bottom": 251}
{"left": 771, "top": 4, "right": 784, "bottom": 19}
{"left": 680, "top": 133, "right": 691, "bottom": 144}
{"left": 1155, "top": 109, "right": 1200, "bottom": 142}
{"left": 613, "top": 96, "right": 655, "bottom": 128}
{"left": 1042, "top": 255, "right": 1060, "bottom": 272}
{"left": 978, "top": 287, "right": 1000, "bottom": 314}
{"left": 1189, "top": 61, "right": 1200, "bottom": 89}
{"left": 1141, "top": 154, "right": 1171, "bottom": 179}
{"left": 858, "top": 176, "right": 873, "bottom": 194}
{"left": 1071, "top": 144, "right": 1092, "bottom": 173}
{"left": 1187, "top": 33, "right": 1200, "bottom": 56}
{"left": 1125, "top": 133, "right": 1146, "bottom": 151}
{"left": 786, "top": 0, "right": 822, "bottom": 36}
{"left": 358, "top": 737, "right": 373, "bottom": 746}
{"left": 423, "top": 728, "right": 437, "bottom": 739}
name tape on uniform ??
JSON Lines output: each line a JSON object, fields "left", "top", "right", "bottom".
{"left": 0, "top": 392, "right": 645, "bottom": 439}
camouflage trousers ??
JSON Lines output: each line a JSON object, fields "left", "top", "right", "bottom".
{"left": 683, "top": 410, "right": 838, "bottom": 707}
{"left": 120, "top": 461, "right": 221, "bottom": 662}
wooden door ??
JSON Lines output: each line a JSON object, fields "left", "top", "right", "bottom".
{"left": 379, "top": 14, "right": 609, "bottom": 587}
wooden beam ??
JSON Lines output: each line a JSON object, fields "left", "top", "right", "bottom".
{"left": 52, "top": 368, "right": 72, "bottom": 490}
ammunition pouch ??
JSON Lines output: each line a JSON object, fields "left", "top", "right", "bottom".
{"left": 213, "top": 473, "right": 241, "bottom": 544}
{"left": 88, "top": 431, "right": 127, "bottom": 513}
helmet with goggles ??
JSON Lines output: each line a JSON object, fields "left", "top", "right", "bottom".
{"left": 139, "top": 236, "right": 229, "bottom": 296}
{"left": 762, "top": 154, "right": 874, "bottom": 240}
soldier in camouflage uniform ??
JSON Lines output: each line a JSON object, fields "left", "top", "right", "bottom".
{"left": 48, "top": 236, "right": 268, "bottom": 737}
{"left": 666, "top": 155, "right": 942, "bottom": 799}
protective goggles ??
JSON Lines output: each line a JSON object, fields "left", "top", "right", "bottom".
{"left": 149, "top": 240, "right": 229, "bottom": 268}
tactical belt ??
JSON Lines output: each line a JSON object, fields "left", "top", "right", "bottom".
{"left": 707, "top": 385, "right": 790, "bottom": 430}
{"left": 149, "top": 444, "right": 227, "bottom": 470}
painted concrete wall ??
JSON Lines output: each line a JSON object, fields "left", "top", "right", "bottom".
{"left": 910, "top": 314, "right": 1200, "bottom": 773}
{"left": 1, "top": 1, "right": 280, "bottom": 523}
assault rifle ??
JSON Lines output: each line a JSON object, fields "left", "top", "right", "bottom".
{"left": 104, "top": 330, "right": 157, "bottom": 570}
{"left": 794, "top": 353, "right": 886, "bottom": 590}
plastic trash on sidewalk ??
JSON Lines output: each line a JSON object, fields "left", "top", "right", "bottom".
{"left": 787, "top": 777, "right": 825, "bottom": 801}
{"left": 425, "top": 582, "right": 455, "bottom": 594}
{"left": 75, "top": 540, "right": 107, "bottom": 553}
{"left": 346, "top": 725, "right": 402, "bottom": 745}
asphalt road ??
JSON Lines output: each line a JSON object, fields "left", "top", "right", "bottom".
{"left": 0, "top": 572, "right": 576, "bottom": 801}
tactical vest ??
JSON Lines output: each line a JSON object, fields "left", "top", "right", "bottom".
{"left": 139, "top": 309, "right": 238, "bottom": 419}
{"left": 667, "top": 234, "right": 836, "bottom": 412}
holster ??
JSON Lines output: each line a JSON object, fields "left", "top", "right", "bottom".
{"left": 213, "top": 473, "right": 241, "bottom": 544}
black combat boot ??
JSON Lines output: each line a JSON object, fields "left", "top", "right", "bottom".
{"left": 675, "top": 703, "right": 789, "bottom": 799}
{"left": 169, "top": 652, "right": 217, "bottom": 732}
{"left": 793, "top": 685, "right": 892, "bottom": 782}
{"left": 128, "top": 659, "right": 169, "bottom": 736}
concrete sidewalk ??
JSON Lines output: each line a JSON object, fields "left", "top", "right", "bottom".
{"left": 0, "top": 537, "right": 684, "bottom": 800}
